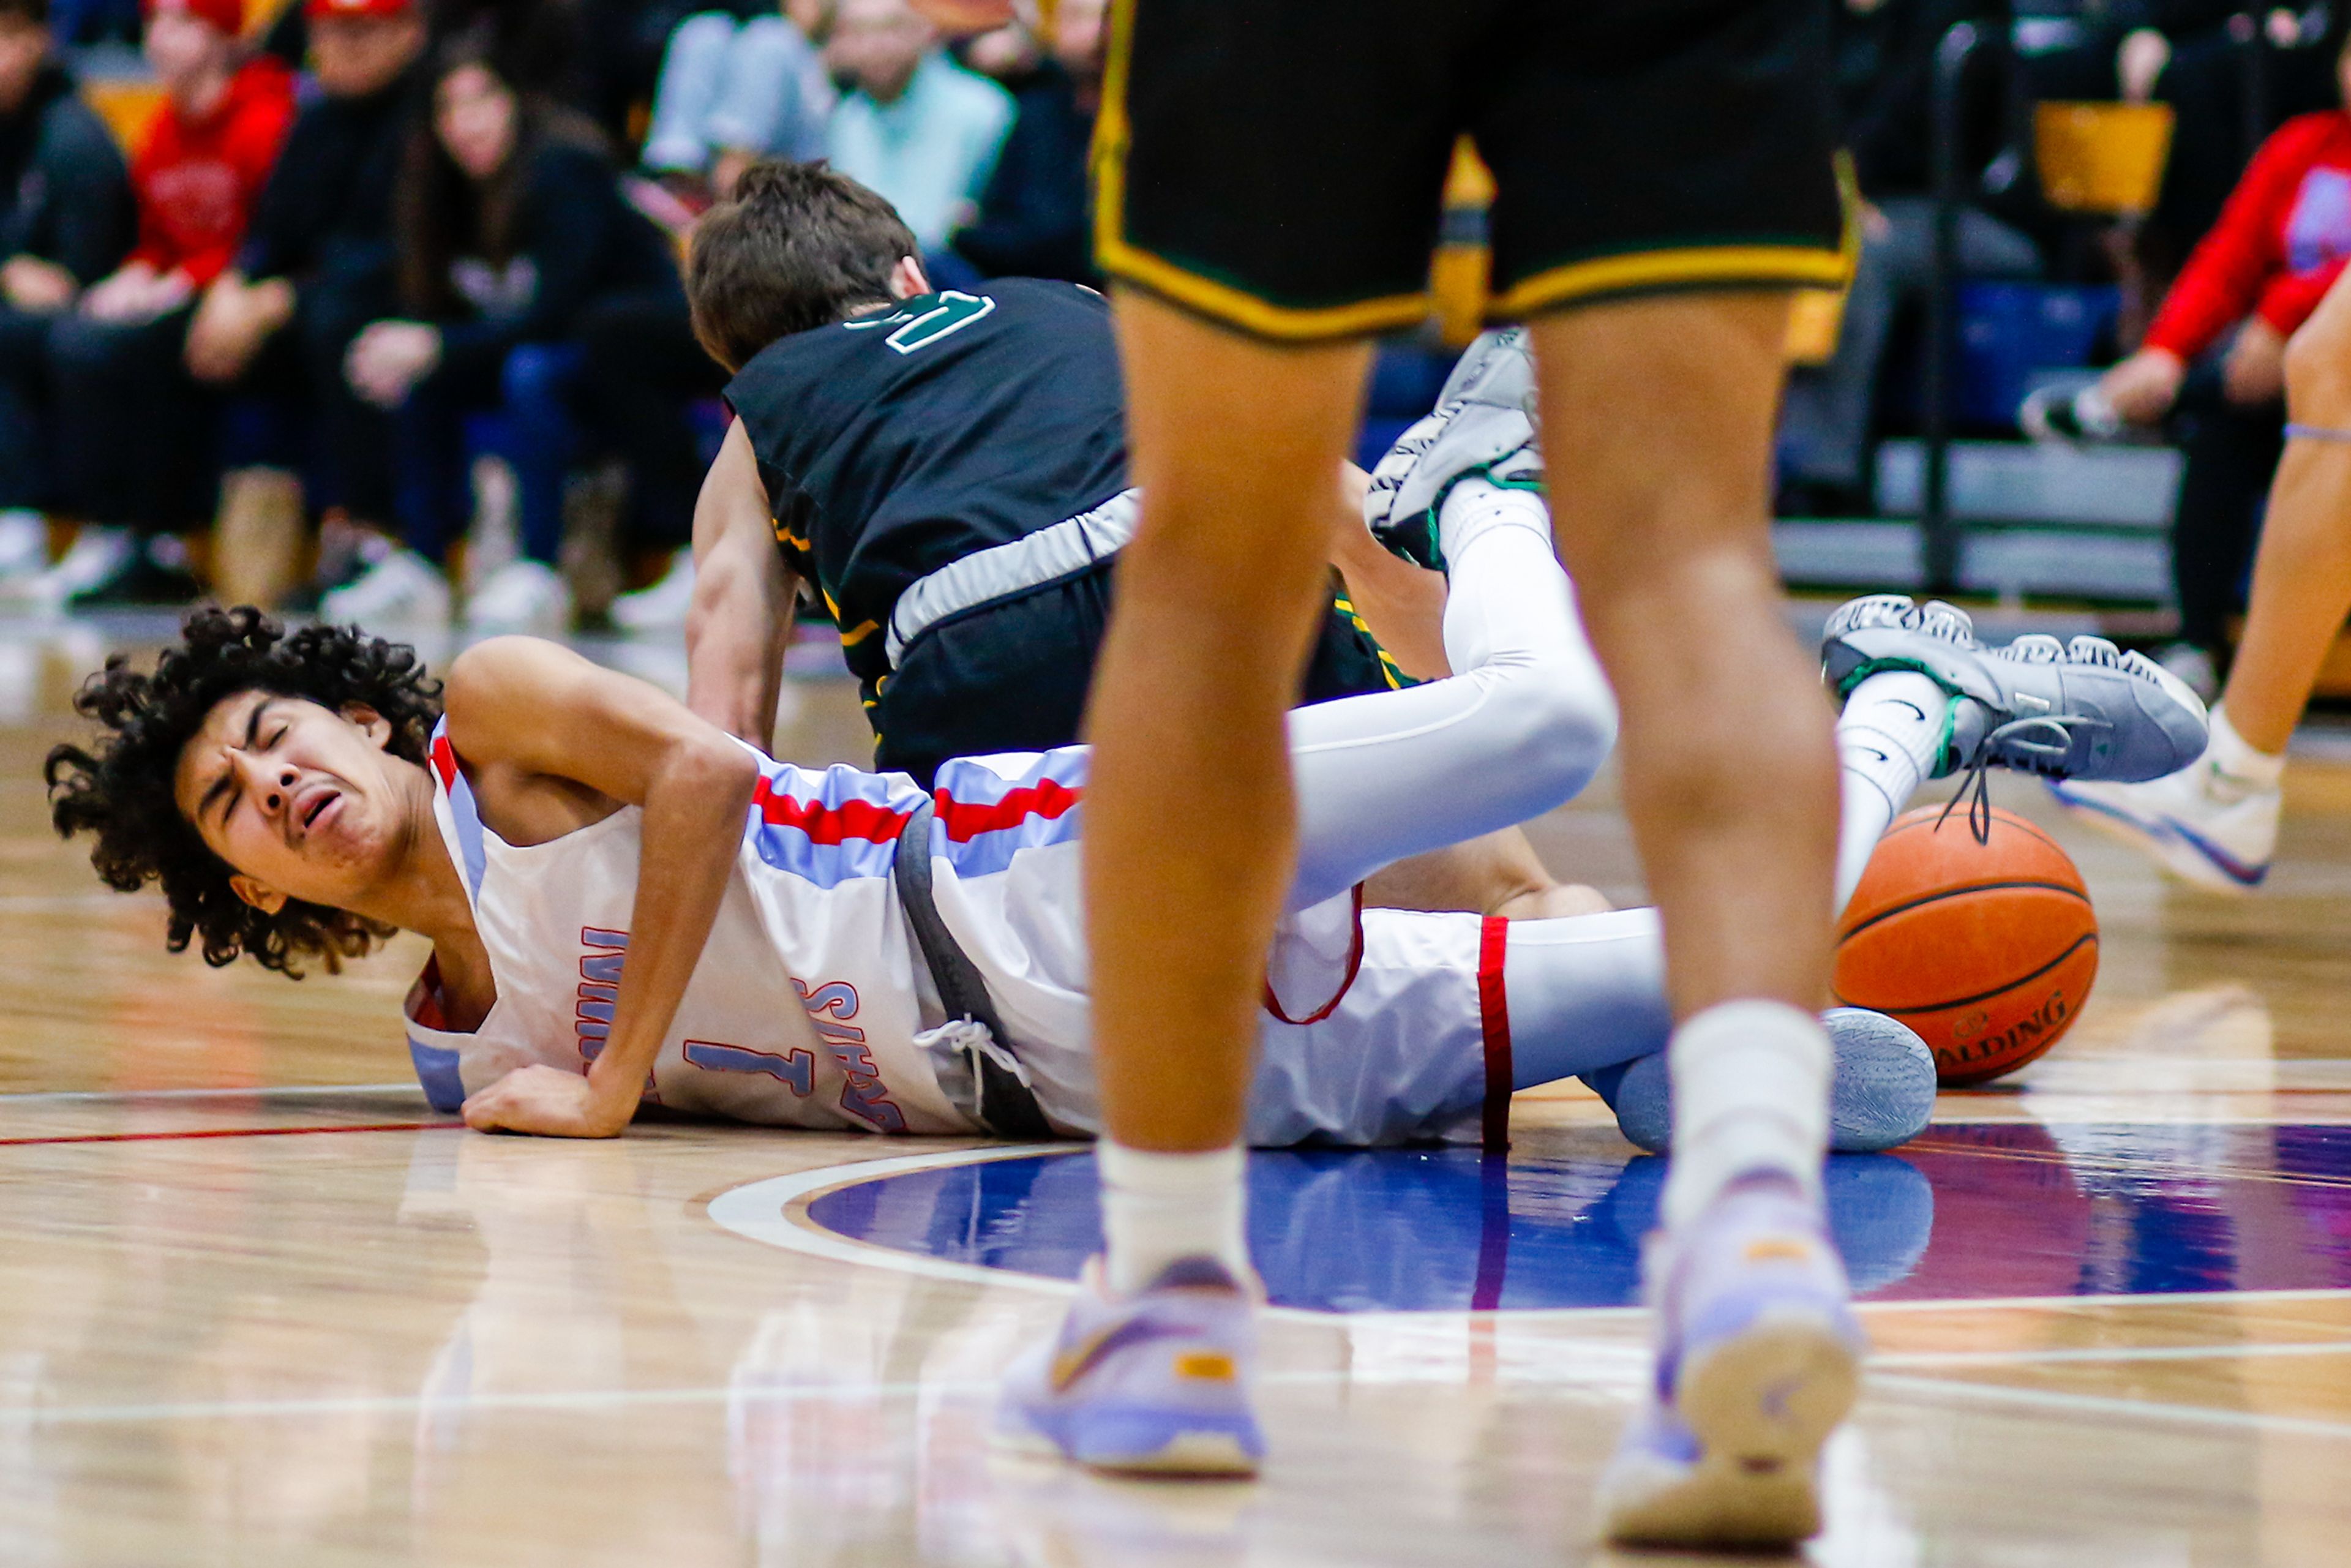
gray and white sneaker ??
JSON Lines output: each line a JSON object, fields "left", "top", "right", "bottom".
{"left": 1821, "top": 595, "right": 2208, "bottom": 784}
{"left": 1362, "top": 327, "right": 1543, "bottom": 571}
{"left": 1607, "top": 1007, "right": 1937, "bottom": 1156}
{"left": 2019, "top": 383, "right": 2125, "bottom": 445}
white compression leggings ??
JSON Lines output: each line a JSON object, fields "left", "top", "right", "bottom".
{"left": 1283, "top": 500, "right": 1618, "bottom": 912}
{"left": 1267, "top": 501, "right": 1939, "bottom": 1091}
{"left": 1495, "top": 906, "right": 1674, "bottom": 1087}
{"left": 1395, "top": 672, "right": 1953, "bottom": 1093}
{"left": 1275, "top": 492, "right": 1660, "bottom": 1088}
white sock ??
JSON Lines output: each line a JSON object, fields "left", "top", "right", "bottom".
{"left": 1834, "top": 670, "right": 1949, "bottom": 914}
{"left": 1436, "top": 479, "right": 1612, "bottom": 729}
{"left": 1436, "top": 474, "right": 1551, "bottom": 569}
{"left": 1098, "top": 1141, "right": 1250, "bottom": 1294}
{"left": 1660, "top": 1000, "right": 1830, "bottom": 1229}
{"left": 2205, "top": 704, "right": 2284, "bottom": 789}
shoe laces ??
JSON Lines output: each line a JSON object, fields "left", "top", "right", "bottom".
{"left": 1938, "top": 710, "right": 2107, "bottom": 841}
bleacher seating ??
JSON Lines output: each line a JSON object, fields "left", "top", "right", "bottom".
{"left": 1955, "top": 280, "right": 2119, "bottom": 428}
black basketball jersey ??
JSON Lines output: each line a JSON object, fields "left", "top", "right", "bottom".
{"left": 723, "top": 279, "right": 1130, "bottom": 691}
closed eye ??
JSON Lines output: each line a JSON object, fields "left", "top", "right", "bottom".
{"left": 198, "top": 700, "right": 278, "bottom": 829}
{"left": 206, "top": 773, "right": 242, "bottom": 830}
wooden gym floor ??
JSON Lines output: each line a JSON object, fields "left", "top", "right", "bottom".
{"left": 2, "top": 610, "right": 2347, "bottom": 1567}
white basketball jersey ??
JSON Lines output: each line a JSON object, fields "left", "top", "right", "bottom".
{"left": 401, "top": 721, "right": 978, "bottom": 1135}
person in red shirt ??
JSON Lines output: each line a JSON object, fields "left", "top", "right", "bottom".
{"left": 2068, "top": 31, "right": 2351, "bottom": 681}
{"left": 33, "top": 0, "right": 293, "bottom": 607}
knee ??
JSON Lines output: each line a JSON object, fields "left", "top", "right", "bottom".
{"left": 1486, "top": 654, "right": 1619, "bottom": 806}
{"left": 667, "top": 12, "right": 738, "bottom": 63}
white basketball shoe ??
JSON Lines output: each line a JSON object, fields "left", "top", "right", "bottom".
{"left": 1599, "top": 1181, "right": 1863, "bottom": 1549}
{"left": 2050, "top": 757, "right": 2279, "bottom": 893}
{"left": 321, "top": 547, "right": 452, "bottom": 628}
{"left": 464, "top": 558, "right": 572, "bottom": 634}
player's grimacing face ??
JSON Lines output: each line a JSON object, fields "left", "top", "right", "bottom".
{"left": 173, "top": 691, "right": 408, "bottom": 914}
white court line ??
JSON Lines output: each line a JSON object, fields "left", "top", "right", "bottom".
{"left": 9, "top": 1379, "right": 993, "bottom": 1427}
{"left": 1877, "top": 1341, "right": 2351, "bottom": 1368}
{"left": 0, "top": 893, "right": 130, "bottom": 912}
{"left": 1858, "top": 1286, "right": 2351, "bottom": 1313}
{"left": 1928, "top": 1114, "right": 2351, "bottom": 1127}
{"left": 706, "top": 1144, "right": 1082, "bottom": 1299}
{"left": 0, "top": 1083, "right": 419, "bottom": 1104}
{"left": 1870, "top": 1371, "right": 2351, "bottom": 1441}
{"left": 3, "top": 1365, "right": 1570, "bottom": 1427}
{"left": 20, "top": 1360, "right": 2351, "bottom": 1438}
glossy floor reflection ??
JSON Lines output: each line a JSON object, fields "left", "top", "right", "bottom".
{"left": 796, "top": 1125, "right": 2351, "bottom": 1311}
{"left": 4, "top": 610, "right": 2351, "bottom": 1565}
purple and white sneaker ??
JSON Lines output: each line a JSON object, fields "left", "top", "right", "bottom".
{"left": 997, "top": 1256, "right": 1264, "bottom": 1477}
{"left": 1599, "top": 1182, "right": 1864, "bottom": 1549}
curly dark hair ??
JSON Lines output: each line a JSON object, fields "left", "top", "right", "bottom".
{"left": 44, "top": 608, "right": 444, "bottom": 977}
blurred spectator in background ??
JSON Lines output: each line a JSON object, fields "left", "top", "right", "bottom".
{"left": 944, "top": 0, "right": 1097, "bottom": 285}
{"left": 183, "top": 0, "right": 428, "bottom": 609}
{"left": 1777, "top": 0, "right": 2045, "bottom": 515}
{"left": 429, "top": 0, "right": 588, "bottom": 108}
{"left": 2130, "top": 6, "right": 2349, "bottom": 293}
{"left": 2044, "top": 24, "right": 2351, "bottom": 692}
{"left": 0, "top": 0, "right": 132, "bottom": 588}
{"left": 822, "top": 0, "right": 1010, "bottom": 256}
{"left": 576, "top": 0, "right": 711, "bottom": 142}
{"left": 640, "top": 0, "right": 831, "bottom": 202}
{"left": 324, "top": 29, "right": 687, "bottom": 632}
{"left": 23, "top": 0, "right": 293, "bottom": 609}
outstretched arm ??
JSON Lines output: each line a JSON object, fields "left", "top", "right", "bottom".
{"left": 445, "top": 637, "right": 760, "bottom": 1137}
{"left": 686, "top": 419, "right": 800, "bottom": 751}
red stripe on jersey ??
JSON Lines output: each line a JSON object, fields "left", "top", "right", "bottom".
{"left": 1261, "top": 883, "right": 1366, "bottom": 1027}
{"left": 753, "top": 773, "right": 914, "bottom": 846}
{"left": 430, "top": 733, "right": 458, "bottom": 790}
{"left": 933, "top": 777, "right": 1084, "bottom": 842}
{"left": 1477, "top": 915, "right": 1512, "bottom": 1153}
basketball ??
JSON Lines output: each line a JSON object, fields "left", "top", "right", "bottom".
{"left": 1834, "top": 805, "right": 2098, "bottom": 1086}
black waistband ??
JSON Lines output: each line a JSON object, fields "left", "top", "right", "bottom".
{"left": 893, "top": 800, "right": 1060, "bottom": 1141}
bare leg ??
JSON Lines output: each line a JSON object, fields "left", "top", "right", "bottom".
{"left": 1083, "top": 291, "right": 1371, "bottom": 1158}
{"left": 1363, "top": 828, "right": 1611, "bottom": 919}
{"left": 2219, "top": 271, "right": 2351, "bottom": 755}
{"left": 1540, "top": 298, "right": 1859, "bottom": 1553}
{"left": 1529, "top": 296, "right": 1837, "bottom": 1024}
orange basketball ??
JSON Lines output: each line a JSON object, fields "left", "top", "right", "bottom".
{"left": 1834, "top": 805, "right": 2098, "bottom": 1086}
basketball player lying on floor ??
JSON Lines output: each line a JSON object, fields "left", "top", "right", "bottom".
{"left": 43, "top": 467, "right": 2207, "bottom": 1148}
{"left": 679, "top": 160, "right": 1595, "bottom": 924}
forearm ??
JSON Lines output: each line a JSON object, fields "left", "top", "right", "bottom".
{"left": 582, "top": 741, "right": 759, "bottom": 1114}
{"left": 684, "top": 566, "right": 792, "bottom": 745}
{"left": 684, "top": 419, "right": 795, "bottom": 747}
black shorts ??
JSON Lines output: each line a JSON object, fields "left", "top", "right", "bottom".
{"left": 1092, "top": 0, "right": 1850, "bottom": 339}
{"left": 873, "top": 560, "right": 1403, "bottom": 790}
